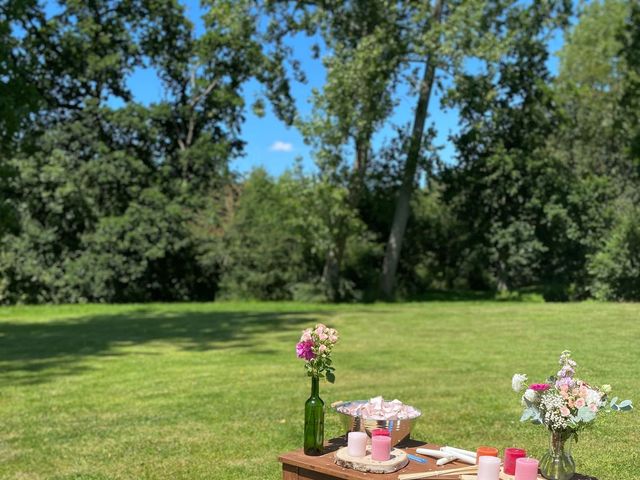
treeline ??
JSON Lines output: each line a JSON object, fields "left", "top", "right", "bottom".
{"left": 1, "top": 0, "right": 639, "bottom": 304}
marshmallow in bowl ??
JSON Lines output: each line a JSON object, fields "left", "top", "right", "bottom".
{"left": 336, "top": 396, "right": 420, "bottom": 420}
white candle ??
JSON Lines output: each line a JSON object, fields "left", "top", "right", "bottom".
{"left": 347, "top": 432, "right": 367, "bottom": 457}
{"left": 415, "top": 448, "right": 453, "bottom": 459}
{"left": 443, "top": 446, "right": 477, "bottom": 458}
{"left": 477, "top": 456, "right": 501, "bottom": 480}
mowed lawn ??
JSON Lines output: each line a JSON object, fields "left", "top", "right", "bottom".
{"left": 0, "top": 302, "right": 638, "bottom": 480}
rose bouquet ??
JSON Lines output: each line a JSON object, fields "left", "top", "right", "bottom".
{"left": 512, "top": 350, "right": 633, "bottom": 435}
{"left": 296, "top": 323, "right": 339, "bottom": 382}
{"left": 513, "top": 350, "right": 633, "bottom": 479}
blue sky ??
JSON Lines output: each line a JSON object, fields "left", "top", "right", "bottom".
{"left": 120, "top": 1, "right": 564, "bottom": 177}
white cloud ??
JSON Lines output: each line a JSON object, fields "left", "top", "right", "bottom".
{"left": 269, "top": 141, "right": 294, "bottom": 152}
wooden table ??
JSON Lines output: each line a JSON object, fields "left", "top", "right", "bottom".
{"left": 278, "top": 437, "right": 469, "bottom": 480}
{"left": 278, "top": 437, "right": 599, "bottom": 480}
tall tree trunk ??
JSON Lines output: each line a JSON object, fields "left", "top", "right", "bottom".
{"left": 379, "top": 0, "right": 445, "bottom": 299}
{"left": 322, "top": 235, "right": 347, "bottom": 301}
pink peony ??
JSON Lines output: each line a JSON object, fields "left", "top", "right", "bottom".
{"left": 296, "top": 340, "right": 315, "bottom": 360}
{"left": 560, "top": 406, "right": 571, "bottom": 417}
{"left": 530, "top": 383, "right": 551, "bottom": 391}
{"left": 575, "top": 398, "right": 586, "bottom": 408}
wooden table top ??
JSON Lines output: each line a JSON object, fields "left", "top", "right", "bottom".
{"left": 278, "top": 437, "right": 471, "bottom": 479}
{"left": 278, "top": 437, "right": 600, "bottom": 480}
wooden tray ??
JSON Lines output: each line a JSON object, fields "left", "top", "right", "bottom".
{"left": 334, "top": 446, "right": 409, "bottom": 474}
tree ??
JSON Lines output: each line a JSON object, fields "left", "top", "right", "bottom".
{"left": 588, "top": 202, "right": 640, "bottom": 301}
{"left": 0, "top": 0, "right": 296, "bottom": 303}
{"left": 443, "top": 2, "right": 573, "bottom": 293}
{"left": 217, "top": 169, "right": 316, "bottom": 300}
{"left": 379, "top": 0, "right": 571, "bottom": 298}
{"left": 275, "top": 0, "right": 410, "bottom": 300}
{"left": 545, "top": 0, "right": 638, "bottom": 296}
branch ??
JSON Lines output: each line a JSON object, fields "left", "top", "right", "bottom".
{"left": 189, "top": 79, "right": 218, "bottom": 108}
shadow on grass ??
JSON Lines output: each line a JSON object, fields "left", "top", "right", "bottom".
{"left": 0, "top": 308, "right": 330, "bottom": 385}
{"left": 401, "top": 289, "right": 546, "bottom": 302}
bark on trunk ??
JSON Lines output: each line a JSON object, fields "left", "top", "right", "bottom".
{"left": 379, "top": 0, "right": 445, "bottom": 299}
{"left": 322, "top": 239, "right": 345, "bottom": 302}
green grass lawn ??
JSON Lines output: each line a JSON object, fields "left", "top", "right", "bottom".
{"left": 1, "top": 302, "right": 638, "bottom": 479}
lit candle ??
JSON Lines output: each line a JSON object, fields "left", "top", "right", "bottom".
{"left": 347, "top": 431, "right": 367, "bottom": 457}
{"left": 476, "top": 446, "right": 499, "bottom": 463}
{"left": 477, "top": 455, "right": 501, "bottom": 480}
{"left": 371, "top": 435, "right": 391, "bottom": 461}
{"left": 504, "top": 448, "right": 527, "bottom": 475}
{"left": 515, "top": 457, "right": 539, "bottom": 480}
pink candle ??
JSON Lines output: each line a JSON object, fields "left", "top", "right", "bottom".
{"left": 504, "top": 448, "right": 527, "bottom": 475}
{"left": 371, "top": 435, "right": 391, "bottom": 461}
{"left": 515, "top": 457, "right": 539, "bottom": 480}
{"left": 347, "top": 432, "right": 367, "bottom": 457}
{"left": 477, "top": 456, "right": 501, "bottom": 480}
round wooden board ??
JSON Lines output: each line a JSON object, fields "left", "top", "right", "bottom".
{"left": 334, "top": 446, "right": 409, "bottom": 474}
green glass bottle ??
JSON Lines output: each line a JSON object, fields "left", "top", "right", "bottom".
{"left": 303, "top": 375, "right": 324, "bottom": 455}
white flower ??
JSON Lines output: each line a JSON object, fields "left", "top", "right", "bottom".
{"left": 524, "top": 388, "right": 538, "bottom": 403}
{"left": 601, "top": 384, "right": 612, "bottom": 394}
{"left": 585, "top": 388, "right": 602, "bottom": 406}
{"left": 512, "top": 373, "right": 527, "bottom": 392}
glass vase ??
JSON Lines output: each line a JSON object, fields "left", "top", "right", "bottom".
{"left": 304, "top": 375, "right": 324, "bottom": 455}
{"left": 539, "top": 430, "right": 576, "bottom": 480}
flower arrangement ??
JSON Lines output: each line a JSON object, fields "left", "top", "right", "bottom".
{"left": 296, "top": 323, "right": 339, "bottom": 382}
{"left": 512, "top": 350, "right": 633, "bottom": 436}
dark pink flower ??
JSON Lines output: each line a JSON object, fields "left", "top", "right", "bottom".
{"left": 296, "top": 340, "right": 315, "bottom": 360}
{"left": 530, "top": 383, "right": 551, "bottom": 391}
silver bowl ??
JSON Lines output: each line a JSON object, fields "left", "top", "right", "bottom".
{"left": 332, "top": 400, "right": 421, "bottom": 446}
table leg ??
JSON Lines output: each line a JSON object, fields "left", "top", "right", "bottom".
{"left": 282, "top": 463, "right": 299, "bottom": 479}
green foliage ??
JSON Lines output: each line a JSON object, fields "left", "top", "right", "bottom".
{"left": 217, "top": 169, "right": 316, "bottom": 300}
{"left": 2, "top": 0, "right": 640, "bottom": 303}
{"left": 0, "top": 0, "right": 296, "bottom": 304}
{"left": 588, "top": 204, "right": 640, "bottom": 301}
{"left": 65, "top": 188, "right": 214, "bottom": 303}
{"left": 443, "top": 4, "right": 565, "bottom": 292}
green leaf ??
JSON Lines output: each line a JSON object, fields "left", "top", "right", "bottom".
{"left": 520, "top": 407, "right": 539, "bottom": 422}
{"left": 576, "top": 406, "right": 597, "bottom": 423}
{"left": 326, "top": 371, "right": 335, "bottom": 384}
{"left": 617, "top": 400, "right": 633, "bottom": 411}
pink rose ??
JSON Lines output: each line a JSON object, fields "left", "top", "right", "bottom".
{"left": 589, "top": 403, "right": 598, "bottom": 413}
{"left": 318, "top": 344, "right": 327, "bottom": 354}
{"left": 300, "top": 329, "right": 312, "bottom": 342}
{"left": 319, "top": 333, "right": 328, "bottom": 341}
{"left": 530, "top": 383, "right": 551, "bottom": 391}
{"left": 560, "top": 406, "right": 570, "bottom": 417}
{"left": 296, "top": 340, "right": 315, "bottom": 360}
{"left": 575, "top": 398, "right": 586, "bottom": 408}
